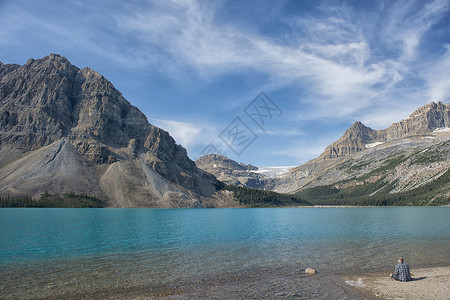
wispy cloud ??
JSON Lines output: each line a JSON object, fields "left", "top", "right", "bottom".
{"left": 151, "top": 118, "right": 208, "bottom": 148}
{"left": 118, "top": 0, "right": 449, "bottom": 160}
{"left": 272, "top": 140, "right": 332, "bottom": 164}
{"left": 381, "top": 0, "right": 449, "bottom": 61}
{"left": 149, "top": 116, "right": 232, "bottom": 159}
{"left": 256, "top": 129, "right": 305, "bottom": 137}
{"left": 120, "top": 0, "right": 387, "bottom": 100}
{"left": 1, "top": 0, "right": 449, "bottom": 166}
{"left": 3, "top": 0, "right": 447, "bottom": 119}
{"left": 117, "top": 0, "right": 449, "bottom": 121}
{"left": 426, "top": 45, "right": 450, "bottom": 101}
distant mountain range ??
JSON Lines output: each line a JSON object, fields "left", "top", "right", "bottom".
{"left": 1, "top": 54, "right": 448, "bottom": 207}
{"left": 197, "top": 102, "right": 450, "bottom": 205}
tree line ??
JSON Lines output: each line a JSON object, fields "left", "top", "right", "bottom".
{"left": 295, "top": 168, "right": 449, "bottom": 206}
{"left": 0, "top": 192, "right": 104, "bottom": 208}
{"left": 220, "top": 184, "right": 312, "bottom": 207}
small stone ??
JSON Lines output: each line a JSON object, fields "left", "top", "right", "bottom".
{"left": 305, "top": 268, "right": 316, "bottom": 274}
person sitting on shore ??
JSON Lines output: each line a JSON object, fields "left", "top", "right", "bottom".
{"left": 390, "top": 257, "right": 412, "bottom": 282}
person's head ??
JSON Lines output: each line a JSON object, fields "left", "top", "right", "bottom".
{"left": 398, "top": 257, "right": 404, "bottom": 264}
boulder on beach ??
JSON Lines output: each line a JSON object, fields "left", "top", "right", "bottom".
{"left": 305, "top": 268, "right": 316, "bottom": 274}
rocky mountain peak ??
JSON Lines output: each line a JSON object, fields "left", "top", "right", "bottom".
{"left": 196, "top": 154, "right": 265, "bottom": 188}
{"left": 382, "top": 101, "right": 450, "bottom": 139}
{"left": 0, "top": 53, "right": 149, "bottom": 152}
{"left": 348, "top": 121, "right": 374, "bottom": 135}
{"left": 408, "top": 101, "right": 447, "bottom": 118}
{"left": 0, "top": 54, "right": 223, "bottom": 207}
{"left": 27, "top": 53, "right": 75, "bottom": 75}
{"left": 196, "top": 154, "right": 258, "bottom": 171}
{"left": 320, "top": 101, "right": 449, "bottom": 159}
{"left": 320, "top": 121, "right": 377, "bottom": 159}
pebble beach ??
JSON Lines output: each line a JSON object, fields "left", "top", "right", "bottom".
{"left": 345, "top": 266, "right": 450, "bottom": 300}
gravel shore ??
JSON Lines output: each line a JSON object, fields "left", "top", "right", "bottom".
{"left": 344, "top": 266, "right": 450, "bottom": 300}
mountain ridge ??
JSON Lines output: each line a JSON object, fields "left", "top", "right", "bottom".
{"left": 320, "top": 101, "right": 450, "bottom": 158}
{"left": 1, "top": 54, "right": 448, "bottom": 206}
{"left": 195, "top": 154, "right": 266, "bottom": 189}
{"left": 197, "top": 101, "right": 450, "bottom": 204}
{"left": 0, "top": 54, "right": 232, "bottom": 207}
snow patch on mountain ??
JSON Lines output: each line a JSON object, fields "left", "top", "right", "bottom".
{"left": 254, "top": 166, "right": 295, "bottom": 178}
{"left": 365, "top": 142, "right": 385, "bottom": 148}
{"left": 433, "top": 127, "right": 450, "bottom": 133}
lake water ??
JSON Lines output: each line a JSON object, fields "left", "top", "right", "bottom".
{"left": 1, "top": 207, "right": 449, "bottom": 299}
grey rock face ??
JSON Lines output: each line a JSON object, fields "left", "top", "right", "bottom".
{"left": 0, "top": 54, "right": 150, "bottom": 154}
{"left": 320, "top": 121, "right": 379, "bottom": 159}
{"left": 321, "top": 102, "right": 450, "bottom": 159}
{"left": 0, "top": 54, "right": 227, "bottom": 207}
{"left": 271, "top": 102, "right": 450, "bottom": 196}
{"left": 195, "top": 154, "right": 266, "bottom": 189}
{"left": 197, "top": 102, "right": 450, "bottom": 201}
{"left": 273, "top": 133, "right": 450, "bottom": 195}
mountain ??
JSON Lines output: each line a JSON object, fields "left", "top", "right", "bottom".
{"left": 198, "top": 102, "right": 450, "bottom": 205}
{"left": 195, "top": 154, "right": 267, "bottom": 189}
{"left": 320, "top": 121, "right": 378, "bottom": 159}
{"left": 271, "top": 102, "right": 450, "bottom": 204}
{"left": 0, "top": 54, "right": 232, "bottom": 207}
{"left": 195, "top": 155, "right": 296, "bottom": 188}
{"left": 2, "top": 55, "right": 447, "bottom": 207}
{"left": 321, "top": 102, "right": 450, "bottom": 158}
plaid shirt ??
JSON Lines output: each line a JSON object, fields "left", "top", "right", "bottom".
{"left": 394, "top": 263, "right": 412, "bottom": 282}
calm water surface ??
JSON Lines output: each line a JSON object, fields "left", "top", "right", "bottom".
{"left": 0, "top": 207, "right": 449, "bottom": 299}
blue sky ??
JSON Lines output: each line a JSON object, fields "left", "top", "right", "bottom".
{"left": 1, "top": 0, "right": 449, "bottom": 167}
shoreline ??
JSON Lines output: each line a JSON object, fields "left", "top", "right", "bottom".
{"left": 13, "top": 266, "right": 450, "bottom": 299}
{"left": 290, "top": 204, "right": 450, "bottom": 208}
{"left": 344, "top": 266, "right": 450, "bottom": 300}
{"left": 1, "top": 204, "right": 449, "bottom": 208}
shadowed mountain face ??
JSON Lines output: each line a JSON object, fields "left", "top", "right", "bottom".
{"left": 0, "top": 54, "right": 228, "bottom": 207}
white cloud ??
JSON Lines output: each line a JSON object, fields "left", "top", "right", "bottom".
{"left": 1, "top": 0, "right": 448, "bottom": 157}
{"left": 380, "top": 0, "right": 448, "bottom": 61}
{"left": 117, "top": 0, "right": 407, "bottom": 119}
{"left": 272, "top": 141, "right": 331, "bottom": 165}
{"left": 150, "top": 118, "right": 204, "bottom": 148}
{"left": 149, "top": 116, "right": 233, "bottom": 160}
{"left": 359, "top": 105, "right": 417, "bottom": 129}
{"left": 4, "top": 0, "right": 446, "bottom": 121}
{"left": 426, "top": 45, "right": 450, "bottom": 101}
{"left": 117, "top": 0, "right": 449, "bottom": 122}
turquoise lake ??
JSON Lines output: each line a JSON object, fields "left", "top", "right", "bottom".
{"left": 1, "top": 207, "right": 449, "bottom": 299}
